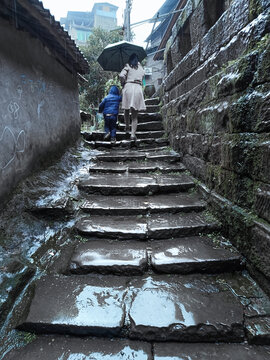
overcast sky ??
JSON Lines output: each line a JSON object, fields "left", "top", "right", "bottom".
{"left": 41, "top": 0, "right": 165, "bottom": 46}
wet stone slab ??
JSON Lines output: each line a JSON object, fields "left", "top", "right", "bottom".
{"left": 148, "top": 212, "right": 220, "bottom": 238}
{"left": 95, "top": 151, "right": 146, "bottom": 162}
{"left": 29, "top": 197, "right": 71, "bottom": 216}
{"left": 127, "top": 161, "right": 186, "bottom": 173}
{"left": 76, "top": 212, "right": 219, "bottom": 239}
{"left": 128, "top": 275, "right": 244, "bottom": 342}
{"left": 89, "top": 162, "right": 127, "bottom": 173}
{"left": 118, "top": 112, "right": 162, "bottom": 122}
{"left": 80, "top": 193, "right": 205, "bottom": 215}
{"left": 89, "top": 161, "right": 186, "bottom": 174}
{"left": 153, "top": 343, "right": 270, "bottom": 359}
{"left": 147, "top": 193, "right": 205, "bottom": 212}
{"left": 83, "top": 130, "right": 165, "bottom": 141}
{"left": 78, "top": 175, "right": 157, "bottom": 196}
{"left": 18, "top": 275, "right": 128, "bottom": 336}
{"left": 76, "top": 216, "right": 148, "bottom": 239}
{"left": 86, "top": 138, "right": 168, "bottom": 150}
{"left": 78, "top": 174, "right": 194, "bottom": 195}
{"left": 118, "top": 121, "right": 164, "bottom": 132}
{"left": 5, "top": 336, "right": 152, "bottom": 360}
{"left": 81, "top": 195, "right": 149, "bottom": 215}
{"left": 150, "top": 237, "right": 242, "bottom": 274}
{"left": 94, "top": 150, "right": 180, "bottom": 162}
{"left": 245, "top": 317, "right": 270, "bottom": 345}
{"left": 70, "top": 240, "right": 148, "bottom": 275}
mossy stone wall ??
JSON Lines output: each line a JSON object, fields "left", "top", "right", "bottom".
{"left": 162, "top": 0, "right": 270, "bottom": 287}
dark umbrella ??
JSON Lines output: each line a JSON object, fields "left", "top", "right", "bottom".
{"left": 97, "top": 40, "right": 147, "bottom": 72}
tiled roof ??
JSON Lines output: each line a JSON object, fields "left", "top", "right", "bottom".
{"left": 0, "top": 0, "right": 89, "bottom": 74}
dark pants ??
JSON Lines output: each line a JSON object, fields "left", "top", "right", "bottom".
{"left": 104, "top": 114, "right": 117, "bottom": 138}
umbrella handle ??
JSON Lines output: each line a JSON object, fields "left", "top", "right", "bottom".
{"left": 120, "top": 48, "right": 125, "bottom": 71}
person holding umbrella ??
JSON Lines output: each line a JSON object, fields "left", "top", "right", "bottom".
{"left": 119, "top": 53, "right": 146, "bottom": 141}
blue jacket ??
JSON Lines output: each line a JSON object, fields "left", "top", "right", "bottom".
{"left": 99, "top": 86, "right": 122, "bottom": 115}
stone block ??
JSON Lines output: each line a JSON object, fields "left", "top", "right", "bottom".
{"left": 18, "top": 275, "right": 128, "bottom": 336}
{"left": 200, "top": 0, "right": 249, "bottom": 62}
{"left": 205, "top": 165, "right": 255, "bottom": 209}
{"left": 153, "top": 342, "right": 270, "bottom": 359}
{"left": 190, "top": 1, "right": 207, "bottom": 47}
{"left": 128, "top": 274, "right": 244, "bottom": 342}
{"left": 246, "top": 317, "right": 270, "bottom": 345}
{"left": 150, "top": 237, "right": 242, "bottom": 274}
{"left": 183, "top": 154, "right": 207, "bottom": 181}
{"left": 255, "top": 85, "right": 270, "bottom": 133}
{"left": 220, "top": 133, "right": 259, "bottom": 176}
{"left": 193, "top": 100, "right": 230, "bottom": 134}
{"left": 5, "top": 338, "right": 152, "bottom": 360}
{"left": 208, "top": 136, "right": 222, "bottom": 164}
{"left": 228, "top": 89, "right": 266, "bottom": 133}
{"left": 252, "top": 138, "right": 270, "bottom": 182}
{"left": 174, "top": 44, "right": 200, "bottom": 86}
{"left": 250, "top": 221, "right": 270, "bottom": 279}
{"left": 255, "top": 184, "right": 270, "bottom": 223}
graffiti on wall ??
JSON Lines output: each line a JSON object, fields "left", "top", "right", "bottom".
{"left": 0, "top": 126, "right": 25, "bottom": 170}
{"left": 0, "top": 70, "right": 57, "bottom": 172}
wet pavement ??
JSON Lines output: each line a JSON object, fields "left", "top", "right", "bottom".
{"left": 2, "top": 98, "right": 270, "bottom": 358}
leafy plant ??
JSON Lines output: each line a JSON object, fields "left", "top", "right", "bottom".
{"left": 79, "top": 28, "right": 124, "bottom": 110}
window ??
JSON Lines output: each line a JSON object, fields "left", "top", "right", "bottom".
{"left": 77, "top": 30, "right": 91, "bottom": 42}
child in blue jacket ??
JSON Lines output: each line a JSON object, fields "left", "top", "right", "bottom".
{"left": 99, "top": 85, "right": 122, "bottom": 143}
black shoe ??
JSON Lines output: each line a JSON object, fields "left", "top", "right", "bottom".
{"left": 111, "top": 137, "right": 116, "bottom": 144}
{"left": 103, "top": 133, "right": 110, "bottom": 141}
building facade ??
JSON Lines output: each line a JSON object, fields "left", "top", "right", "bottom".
{"left": 60, "top": 2, "right": 118, "bottom": 46}
{"left": 144, "top": 0, "right": 179, "bottom": 95}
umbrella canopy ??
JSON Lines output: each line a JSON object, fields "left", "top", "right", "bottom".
{"left": 97, "top": 41, "right": 147, "bottom": 72}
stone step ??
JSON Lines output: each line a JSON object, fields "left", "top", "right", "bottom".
{"left": 145, "top": 97, "right": 160, "bottom": 105}
{"left": 119, "top": 104, "right": 160, "bottom": 113}
{"left": 153, "top": 343, "right": 270, "bottom": 359}
{"left": 94, "top": 150, "right": 181, "bottom": 162}
{"left": 78, "top": 174, "right": 194, "bottom": 196}
{"left": 118, "top": 121, "right": 164, "bottom": 132}
{"left": 69, "top": 237, "right": 242, "bottom": 275}
{"left": 84, "top": 137, "right": 168, "bottom": 150}
{"left": 6, "top": 337, "right": 270, "bottom": 360}
{"left": 82, "top": 130, "right": 165, "bottom": 141}
{"left": 118, "top": 112, "right": 162, "bottom": 123}
{"left": 4, "top": 337, "right": 152, "bottom": 360}
{"left": 137, "top": 146, "right": 169, "bottom": 152}
{"left": 75, "top": 212, "right": 220, "bottom": 239}
{"left": 89, "top": 160, "right": 186, "bottom": 174}
{"left": 18, "top": 273, "right": 266, "bottom": 342}
{"left": 149, "top": 237, "right": 242, "bottom": 273}
{"left": 80, "top": 193, "right": 206, "bottom": 215}
{"left": 70, "top": 240, "right": 148, "bottom": 275}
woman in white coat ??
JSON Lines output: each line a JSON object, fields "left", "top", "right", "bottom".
{"left": 119, "top": 53, "right": 146, "bottom": 140}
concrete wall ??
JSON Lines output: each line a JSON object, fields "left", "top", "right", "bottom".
{"left": 162, "top": 0, "right": 270, "bottom": 289}
{"left": 0, "top": 19, "right": 81, "bottom": 204}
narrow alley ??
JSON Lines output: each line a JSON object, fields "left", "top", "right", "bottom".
{"left": 2, "top": 98, "right": 270, "bottom": 359}
{"left": 0, "top": 0, "right": 270, "bottom": 359}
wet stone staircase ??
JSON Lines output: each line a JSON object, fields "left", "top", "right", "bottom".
{"left": 5, "top": 98, "right": 270, "bottom": 359}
